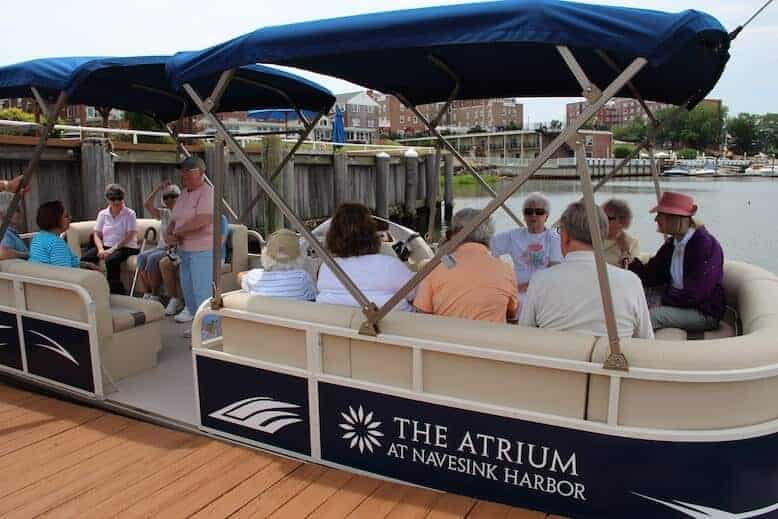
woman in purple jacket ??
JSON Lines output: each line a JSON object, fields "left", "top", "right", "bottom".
{"left": 629, "top": 192, "right": 725, "bottom": 332}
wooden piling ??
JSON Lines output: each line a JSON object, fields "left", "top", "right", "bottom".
{"left": 80, "top": 138, "right": 115, "bottom": 219}
{"left": 333, "top": 152, "right": 349, "bottom": 208}
{"left": 375, "top": 152, "right": 390, "bottom": 219}
{"left": 425, "top": 151, "right": 439, "bottom": 236}
{"left": 443, "top": 152, "right": 454, "bottom": 226}
{"left": 403, "top": 149, "right": 418, "bottom": 218}
{"left": 281, "top": 156, "right": 296, "bottom": 229}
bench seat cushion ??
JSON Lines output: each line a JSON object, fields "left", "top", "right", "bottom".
{"left": 109, "top": 295, "right": 164, "bottom": 333}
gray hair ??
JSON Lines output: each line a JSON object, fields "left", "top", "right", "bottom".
{"left": 451, "top": 208, "right": 495, "bottom": 247}
{"left": 560, "top": 200, "right": 608, "bottom": 246}
{"left": 523, "top": 192, "right": 550, "bottom": 213}
{"left": 0, "top": 192, "right": 13, "bottom": 215}
{"left": 104, "top": 183, "right": 126, "bottom": 199}
{"left": 162, "top": 184, "right": 182, "bottom": 197}
{"left": 602, "top": 198, "right": 632, "bottom": 227}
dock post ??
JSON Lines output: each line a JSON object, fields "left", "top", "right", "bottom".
{"left": 425, "top": 151, "right": 439, "bottom": 237}
{"left": 403, "top": 149, "right": 419, "bottom": 220}
{"left": 262, "top": 136, "right": 284, "bottom": 234}
{"left": 281, "top": 155, "right": 296, "bottom": 229}
{"left": 333, "top": 152, "right": 349, "bottom": 208}
{"left": 443, "top": 152, "right": 454, "bottom": 227}
{"left": 375, "top": 152, "right": 390, "bottom": 219}
{"left": 81, "top": 138, "right": 115, "bottom": 220}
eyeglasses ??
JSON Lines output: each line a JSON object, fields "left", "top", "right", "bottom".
{"left": 523, "top": 208, "right": 546, "bottom": 216}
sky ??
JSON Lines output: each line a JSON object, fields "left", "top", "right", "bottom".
{"left": 1, "top": 0, "right": 776, "bottom": 124}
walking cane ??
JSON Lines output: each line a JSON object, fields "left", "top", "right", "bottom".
{"left": 130, "top": 227, "right": 158, "bottom": 297}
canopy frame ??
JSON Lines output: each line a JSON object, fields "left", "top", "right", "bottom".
{"left": 181, "top": 71, "right": 375, "bottom": 319}
{"left": 0, "top": 90, "right": 69, "bottom": 245}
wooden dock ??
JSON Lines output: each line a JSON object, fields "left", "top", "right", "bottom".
{"left": 0, "top": 381, "right": 566, "bottom": 518}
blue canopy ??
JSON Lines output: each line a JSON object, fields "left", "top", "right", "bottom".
{"left": 247, "top": 109, "right": 318, "bottom": 122}
{"left": 0, "top": 56, "right": 335, "bottom": 122}
{"left": 167, "top": 0, "right": 730, "bottom": 108}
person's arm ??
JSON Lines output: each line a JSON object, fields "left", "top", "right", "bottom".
{"left": 505, "top": 269, "right": 519, "bottom": 321}
{"left": 93, "top": 212, "right": 106, "bottom": 256}
{"left": 489, "top": 230, "right": 511, "bottom": 257}
{"left": 662, "top": 241, "right": 723, "bottom": 309}
{"left": 143, "top": 181, "right": 170, "bottom": 219}
{"left": 174, "top": 213, "right": 211, "bottom": 235}
{"left": 628, "top": 239, "right": 672, "bottom": 287}
{"left": 633, "top": 279, "right": 655, "bottom": 339}
{"left": 0, "top": 246, "right": 25, "bottom": 260}
{"left": 547, "top": 229, "right": 562, "bottom": 267}
{"left": 412, "top": 277, "right": 434, "bottom": 314}
{"left": 302, "top": 271, "right": 317, "bottom": 301}
{"left": 49, "top": 237, "right": 80, "bottom": 268}
{"left": 0, "top": 176, "right": 29, "bottom": 194}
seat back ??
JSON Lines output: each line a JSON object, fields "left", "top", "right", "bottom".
{"left": 65, "top": 219, "right": 161, "bottom": 257}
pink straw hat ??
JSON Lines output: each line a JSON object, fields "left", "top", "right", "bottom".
{"left": 649, "top": 191, "right": 697, "bottom": 217}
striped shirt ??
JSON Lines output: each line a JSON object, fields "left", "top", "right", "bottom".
{"left": 29, "top": 231, "right": 79, "bottom": 268}
{"left": 241, "top": 268, "right": 316, "bottom": 301}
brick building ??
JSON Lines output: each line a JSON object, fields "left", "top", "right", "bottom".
{"left": 566, "top": 97, "right": 722, "bottom": 130}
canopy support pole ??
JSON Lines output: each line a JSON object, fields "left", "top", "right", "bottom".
{"left": 210, "top": 138, "right": 226, "bottom": 310}
{"left": 30, "top": 87, "right": 50, "bottom": 117}
{"left": 183, "top": 79, "right": 380, "bottom": 333}
{"left": 0, "top": 90, "right": 68, "bottom": 244}
{"left": 396, "top": 94, "right": 525, "bottom": 228}
{"left": 557, "top": 46, "right": 602, "bottom": 102}
{"left": 575, "top": 140, "right": 628, "bottom": 371}
{"left": 238, "top": 111, "right": 324, "bottom": 224}
{"left": 359, "top": 57, "right": 648, "bottom": 332}
{"left": 204, "top": 69, "right": 236, "bottom": 114}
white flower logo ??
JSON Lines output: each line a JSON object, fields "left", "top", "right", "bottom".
{"left": 339, "top": 405, "right": 383, "bottom": 453}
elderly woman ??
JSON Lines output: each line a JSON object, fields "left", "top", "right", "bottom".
{"left": 239, "top": 229, "right": 316, "bottom": 300}
{"left": 490, "top": 192, "right": 562, "bottom": 299}
{"left": 167, "top": 157, "right": 215, "bottom": 335}
{"left": 602, "top": 198, "right": 640, "bottom": 268}
{"left": 82, "top": 184, "right": 139, "bottom": 294}
{"left": 629, "top": 192, "right": 725, "bottom": 332}
{"left": 29, "top": 201, "right": 98, "bottom": 270}
{"left": 136, "top": 180, "right": 181, "bottom": 302}
{"left": 316, "top": 203, "right": 414, "bottom": 311}
{"left": 0, "top": 192, "right": 29, "bottom": 260}
{"left": 415, "top": 208, "right": 518, "bottom": 323}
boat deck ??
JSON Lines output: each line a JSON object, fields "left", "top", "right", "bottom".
{"left": 0, "top": 381, "right": 565, "bottom": 518}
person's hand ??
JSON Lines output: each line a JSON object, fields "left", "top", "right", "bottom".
{"left": 157, "top": 179, "right": 172, "bottom": 191}
{"left": 517, "top": 282, "right": 529, "bottom": 293}
{"left": 3, "top": 175, "right": 30, "bottom": 194}
{"left": 165, "top": 233, "right": 179, "bottom": 246}
{"left": 98, "top": 247, "right": 113, "bottom": 259}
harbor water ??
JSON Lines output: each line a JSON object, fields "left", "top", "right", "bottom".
{"left": 454, "top": 177, "right": 778, "bottom": 275}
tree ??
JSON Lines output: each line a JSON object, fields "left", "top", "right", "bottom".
{"left": 654, "top": 104, "right": 724, "bottom": 151}
{"left": 613, "top": 144, "right": 634, "bottom": 159}
{"left": 757, "top": 113, "right": 778, "bottom": 155}
{"left": 549, "top": 119, "right": 563, "bottom": 130}
{"left": 506, "top": 121, "right": 520, "bottom": 131}
{"left": 612, "top": 118, "right": 646, "bottom": 143}
{"left": 727, "top": 113, "right": 759, "bottom": 155}
{"left": 124, "top": 111, "right": 174, "bottom": 144}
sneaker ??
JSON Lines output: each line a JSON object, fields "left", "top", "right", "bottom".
{"left": 142, "top": 293, "right": 153, "bottom": 300}
{"left": 143, "top": 294, "right": 161, "bottom": 302}
{"left": 165, "top": 297, "right": 184, "bottom": 316}
{"left": 182, "top": 328, "right": 192, "bottom": 339}
{"left": 174, "top": 308, "right": 193, "bottom": 323}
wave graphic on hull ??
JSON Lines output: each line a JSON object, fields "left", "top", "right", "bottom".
{"left": 208, "top": 397, "right": 302, "bottom": 434}
{"left": 29, "top": 330, "right": 80, "bottom": 366}
{"left": 634, "top": 493, "right": 778, "bottom": 518}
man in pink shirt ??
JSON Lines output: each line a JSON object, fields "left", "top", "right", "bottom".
{"left": 81, "top": 184, "right": 139, "bottom": 294}
{"left": 166, "top": 157, "right": 215, "bottom": 334}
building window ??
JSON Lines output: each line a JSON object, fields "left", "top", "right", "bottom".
{"left": 585, "top": 135, "right": 593, "bottom": 146}
{"left": 352, "top": 118, "right": 361, "bottom": 127}
{"left": 349, "top": 105, "right": 358, "bottom": 113}
{"left": 400, "top": 116, "right": 405, "bottom": 124}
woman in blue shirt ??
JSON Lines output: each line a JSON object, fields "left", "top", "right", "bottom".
{"left": 29, "top": 201, "right": 98, "bottom": 270}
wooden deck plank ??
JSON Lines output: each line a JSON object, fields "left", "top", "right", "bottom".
{"left": 295, "top": 471, "right": 383, "bottom": 518}
{"left": 77, "top": 438, "right": 228, "bottom": 519}
{"left": 504, "top": 506, "right": 547, "bottom": 518}
{"left": 384, "top": 487, "right": 443, "bottom": 519}
{"left": 0, "top": 422, "right": 192, "bottom": 518}
{"left": 0, "top": 384, "right": 46, "bottom": 413}
{"left": 231, "top": 462, "right": 328, "bottom": 518}
{"left": 190, "top": 456, "right": 302, "bottom": 519}
{"left": 468, "top": 501, "right": 515, "bottom": 518}
{"left": 267, "top": 468, "right": 354, "bottom": 518}
{"left": 347, "top": 481, "right": 413, "bottom": 519}
{"left": 151, "top": 449, "right": 277, "bottom": 518}
{"left": 41, "top": 436, "right": 209, "bottom": 519}
{"left": 425, "top": 493, "right": 478, "bottom": 519}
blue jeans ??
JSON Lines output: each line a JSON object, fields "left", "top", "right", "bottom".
{"left": 180, "top": 250, "right": 216, "bottom": 326}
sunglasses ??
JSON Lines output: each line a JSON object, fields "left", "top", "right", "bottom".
{"left": 163, "top": 194, "right": 179, "bottom": 200}
{"left": 523, "top": 208, "right": 546, "bottom": 216}
{"left": 107, "top": 196, "right": 123, "bottom": 202}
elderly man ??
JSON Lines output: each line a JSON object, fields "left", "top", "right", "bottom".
{"left": 414, "top": 208, "right": 518, "bottom": 323}
{"left": 520, "top": 201, "right": 653, "bottom": 339}
{"left": 0, "top": 192, "right": 29, "bottom": 260}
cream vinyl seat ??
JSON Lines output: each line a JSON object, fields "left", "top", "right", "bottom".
{"left": 0, "top": 259, "right": 164, "bottom": 383}
{"left": 66, "top": 220, "right": 250, "bottom": 292}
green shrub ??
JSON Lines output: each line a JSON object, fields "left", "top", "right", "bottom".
{"left": 613, "top": 144, "right": 634, "bottom": 159}
{"left": 677, "top": 148, "right": 698, "bottom": 160}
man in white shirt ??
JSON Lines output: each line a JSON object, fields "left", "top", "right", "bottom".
{"left": 520, "top": 201, "right": 654, "bottom": 339}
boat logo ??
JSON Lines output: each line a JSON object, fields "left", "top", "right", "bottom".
{"left": 633, "top": 492, "right": 778, "bottom": 518}
{"left": 208, "top": 397, "right": 303, "bottom": 434}
{"left": 29, "top": 330, "right": 79, "bottom": 366}
{"left": 339, "top": 405, "right": 383, "bottom": 454}
{"left": 0, "top": 324, "right": 11, "bottom": 347}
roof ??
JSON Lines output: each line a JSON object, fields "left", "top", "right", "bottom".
{"left": 0, "top": 56, "right": 336, "bottom": 123}
{"left": 165, "top": 0, "right": 730, "bottom": 108}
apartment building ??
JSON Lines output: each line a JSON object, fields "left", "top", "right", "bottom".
{"left": 566, "top": 97, "right": 722, "bottom": 129}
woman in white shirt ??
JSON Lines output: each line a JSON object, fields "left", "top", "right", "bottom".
{"left": 490, "top": 192, "right": 562, "bottom": 301}
{"left": 316, "top": 203, "right": 414, "bottom": 311}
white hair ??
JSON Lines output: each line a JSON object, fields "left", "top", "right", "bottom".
{"left": 451, "top": 208, "right": 495, "bottom": 247}
{"left": 523, "top": 192, "right": 550, "bottom": 213}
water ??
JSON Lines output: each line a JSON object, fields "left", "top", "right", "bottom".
{"left": 454, "top": 177, "right": 778, "bottom": 275}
